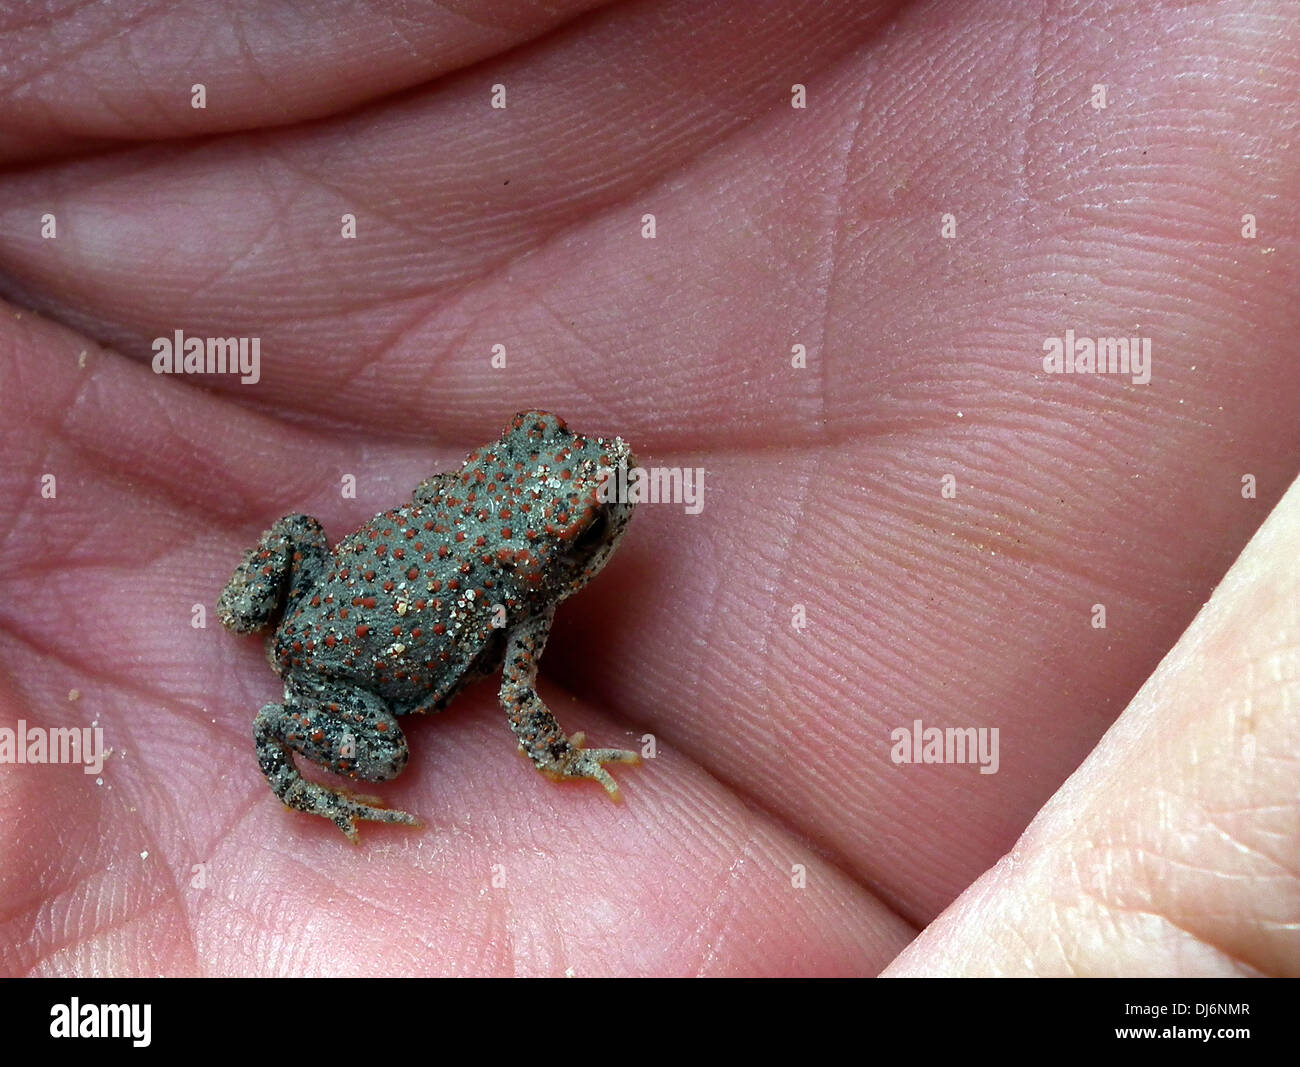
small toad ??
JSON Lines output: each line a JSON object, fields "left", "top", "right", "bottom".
{"left": 217, "top": 411, "right": 639, "bottom": 841}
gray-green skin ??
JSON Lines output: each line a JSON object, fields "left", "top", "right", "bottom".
{"left": 217, "top": 411, "right": 639, "bottom": 841}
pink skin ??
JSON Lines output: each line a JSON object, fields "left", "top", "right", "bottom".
{"left": 0, "top": 1, "right": 1298, "bottom": 976}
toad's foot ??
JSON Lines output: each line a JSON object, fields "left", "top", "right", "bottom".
{"left": 280, "top": 778, "right": 420, "bottom": 844}
{"left": 536, "top": 731, "right": 641, "bottom": 801}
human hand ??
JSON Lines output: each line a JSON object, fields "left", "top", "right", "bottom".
{"left": 0, "top": 0, "right": 1295, "bottom": 976}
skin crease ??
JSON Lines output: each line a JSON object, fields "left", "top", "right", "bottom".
{"left": 0, "top": 0, "right": 1297, "bottom": 977}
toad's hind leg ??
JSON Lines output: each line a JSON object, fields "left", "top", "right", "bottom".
{"left": 500, "top": 605, "right": 639, "bottom": 799}
{"left": 217, "top": 514, "right": 329, "bottom": 634}
{"left": 254, "top": 682, "right": 419, "bottom": 842}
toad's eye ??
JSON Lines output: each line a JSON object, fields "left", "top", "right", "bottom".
{"left": 571, "top": 510, "right": 609, "bottom": 554}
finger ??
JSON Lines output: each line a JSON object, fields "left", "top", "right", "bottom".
{"left": 0, "top": 0, "right": 894, "bottom": 426}
{"left": 0, "top": 0, "right": 612, "bottom": 163}
{"left": 884, "top": 474, "right": 1300, "bottom": 976}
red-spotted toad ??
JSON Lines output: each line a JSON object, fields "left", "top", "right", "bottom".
{"left": 217, "top": 411, "right": 639, "bottom": 841}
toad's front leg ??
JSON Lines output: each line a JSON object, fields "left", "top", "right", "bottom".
{"left": 254, "top": 680, "right": 419, "bottom": 842}
{"left": 500, "top": 605, "right": 639, "bottom": 799}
